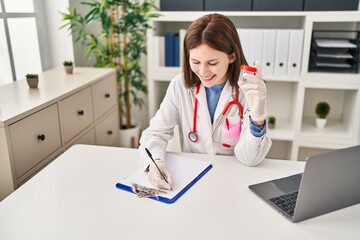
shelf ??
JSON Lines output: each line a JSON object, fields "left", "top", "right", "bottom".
{"left": 153, "top": 11, "right": 360, "bottom": 21}
{"left": 297, "top": 146, "right": 334, "bottom": 161}
{"left": 268, "top": 120, "right": 295, "bottom": 141}
{"left": 147, "top": 11, "right": 360, "bottom": 161}
{"left": 300, "top": 117, "right": 358, "bottom": 145}
{"left": 301, "top": 72, "right": 360, "bottom": 87}
{"left": 266, "top": 140, "right": 292, "bottom": 160}
{"left": 148, "top": 67, "right": 181, "bottom": 81}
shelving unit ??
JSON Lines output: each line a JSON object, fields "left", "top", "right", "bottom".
{"left": 146, "top": 11, "right": 360, "bottom": 161}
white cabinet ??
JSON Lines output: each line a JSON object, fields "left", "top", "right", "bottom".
{"left": 0, "top": 67, "right": 119, "bottom": 201}
{"left": 60, "top": 86, "right": 95, "bottom": 143}
{"left": 9, "top": 103, "right": 62, "bottom": 184}
{"left": 146, "top": 11, "right": 360, "bottom": 161}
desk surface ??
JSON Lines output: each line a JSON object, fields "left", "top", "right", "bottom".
{"left": 0, "top": 145, "right": 359, "bottom": 240}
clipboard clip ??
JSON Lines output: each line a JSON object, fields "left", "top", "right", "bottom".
{"left": 131, "top": 182, "right": 167, "bottom": 198}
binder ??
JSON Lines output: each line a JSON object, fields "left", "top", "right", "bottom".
{"left": 165, "top": 33, "right": 178, "bottom": 66}
{"left": 274, "top": 29, "right": 290, "bottom": 76}
{"left": 159, "top": 36, "right": 165, "bottom": 67}
{"left": 249, "top": 29, "right": 263, "bottom": 66}
{"left": 179, "top": 29, "right": 187, "bottom": 67}
{"left": 262, "top": 29, "right": 277, "bottom": 76}
{"left": 237, "top": 28, "right": 251, "bottom": 63}
{"left": 116, "top": 153, "right": 212, "bottom": 204}
{"left": 174, "top": 34, "right": 180, "bottom": 67}
{"left": 287, "top": 29, "right": 304, "bottom": 78}
{"left": 153, "top": 36, "right": 163, "bottom": 67}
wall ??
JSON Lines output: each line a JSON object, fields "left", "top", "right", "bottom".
{"left": 42, "top": 0, "right": 74, "bottom": 69}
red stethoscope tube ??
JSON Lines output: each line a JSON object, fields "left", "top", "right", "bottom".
{"left": 188, "top": 85, "right": 243, "bottom": 143}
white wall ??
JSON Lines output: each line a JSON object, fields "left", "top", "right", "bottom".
{"left": 43, "top": 0, "right": 74, "bottom": 68}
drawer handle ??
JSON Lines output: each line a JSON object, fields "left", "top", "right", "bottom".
{"left": 107, "top": 130, "right": 113, "bottom": 135}
{"left": 37, "top": 134, "right": 46, "bottom": 141}
{"left": 105, "top": 93, "right": 111, "bottom": 98}
{"left": 77, "top": 110, "right": 84, "bottom": 116}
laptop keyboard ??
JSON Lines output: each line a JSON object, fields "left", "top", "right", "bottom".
{"left": 269, "top": 191, "right": 298, "bottom": 217}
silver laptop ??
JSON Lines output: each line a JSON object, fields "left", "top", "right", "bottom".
{"left": 249, "top": 145, "right": 360, "bottom": 223}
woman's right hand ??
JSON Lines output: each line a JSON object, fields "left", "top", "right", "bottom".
{"left": 148, "top": 159, "right": 173, "bottom": 190}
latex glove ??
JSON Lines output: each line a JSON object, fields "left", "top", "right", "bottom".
{"left": 238, "top": 61, "right": 268, "bottom": 122}
{"left": 148, "top": 159, "right": 173, "bottom": 190}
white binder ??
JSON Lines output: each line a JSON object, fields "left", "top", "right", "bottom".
{"left": 287, "top": 29, "right": 304, "bottom": 78}
{"left": 249, "top": 29, "right": 263, "bottom": 66}
{"left": 179, "top": 29, "right": 187, "bottom": 67}
{"left": 152, "top": 36, "right": 160, "bottom": 67}
{"left": 262, "top": 29, "right": 277, "bottom": 76}
{"left": 274, "top": 29, "right": 290, "bottom": 76}
{"left": 237, "top": 28, "right": 251, "bottom": 64}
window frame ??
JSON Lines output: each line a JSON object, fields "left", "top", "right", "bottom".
{"left": 0, "top": 0, "right": 46, "bottom": 82}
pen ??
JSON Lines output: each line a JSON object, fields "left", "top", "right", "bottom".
{"left": 145, "top": 148, "right": 171, "bottom": 187}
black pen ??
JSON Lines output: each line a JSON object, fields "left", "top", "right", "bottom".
{"left": 145, "top": 148, "right": 171, "bottom": 187}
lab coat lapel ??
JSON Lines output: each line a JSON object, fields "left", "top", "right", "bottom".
{"left": 212, "top": 82, "right": 233, "bottom": 132}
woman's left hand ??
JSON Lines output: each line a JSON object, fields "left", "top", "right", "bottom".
{"left": 238, "top": 61, "right": 267, "bottom": 123}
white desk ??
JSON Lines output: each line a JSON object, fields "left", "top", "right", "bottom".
{"left": 0, "top": 145, "right": 359, "bottom": 240}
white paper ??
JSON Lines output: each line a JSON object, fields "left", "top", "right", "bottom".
{"left": 315, "top": 62, "right": 351, "bottom": 68}
{"left": 315, "top": 39, "right": 357, "bottom": 48}
{"left": 119, "top": 153, "right": 211, "bottom": 199}
{"left": 317, "top": 52, "right": 353, "bottom": 59}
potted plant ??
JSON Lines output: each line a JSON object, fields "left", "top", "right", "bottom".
{"left": 60, "top": 0, "right": 159, "bottom": 148}
{"left": 25, "top": 73, "right": 39, "bottom": 88}
{"left": 63, "top": 60, "right": 74, "bottom": 74}
{"left": 315, "top": 101, "right": 330, "bottom": 129}
{"left": 268, "top": 116, "right": 276, "bottom": 129}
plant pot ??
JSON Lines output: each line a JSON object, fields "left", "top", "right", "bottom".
{"left": 26, "top": 77, "right": 39, "bottom": 88}
{"left": 119, "top": 121, "right": 141, "bottom": 148}
{"left": 64, "top": 65, "right": 74, "bottom": 74}
{"left": 268, "top": 122, "right": 275, "bottom": 129}
{"left": 316, "top": 118, "right": 327, "bottom": 129}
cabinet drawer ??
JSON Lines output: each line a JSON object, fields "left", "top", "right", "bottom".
{"left": 60, "top": 87, "right": 94, "bottom": 143}
{"left": 9, "top": 104, "right": 62, "bottom": 178}
{"left": 65, "top": 128, "right": 96, "bottom": 150}
{"left": 96, "top": 109, "right": 119, "bottom": 146}
{"left": 93, "top": 75, "right": 117, "bottom": 120}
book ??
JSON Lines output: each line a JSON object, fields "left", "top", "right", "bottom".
{"left": 165, "top": 32, "right": 179, "bottom": 67}
{"left": 174, "top": 34, "right": 180, "bottom": 67}
{"left": 179, "top": 29, "right": 187, "bottom": 67}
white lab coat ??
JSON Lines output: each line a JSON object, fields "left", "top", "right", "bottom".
{"left": 139, "top": 73, "right": 272, "bottom": 166}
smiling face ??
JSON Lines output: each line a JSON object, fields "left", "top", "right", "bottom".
{"left": 189, "top": 44, "right": 235, "bottom": 88}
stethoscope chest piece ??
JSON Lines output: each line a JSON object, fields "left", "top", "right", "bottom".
{"left": 187, "top": 84, "right": 243, "bottom": 143}
{"left": 188, "top": 131, "right": 198, "bottom": 142}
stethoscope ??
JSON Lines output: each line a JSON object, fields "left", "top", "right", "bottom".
{"left": 188, "top": 84, "right": 244, "bottom": 143}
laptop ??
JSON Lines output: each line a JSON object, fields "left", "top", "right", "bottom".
{"left": 249, "top": 145, "right": 360, "bottom": 223}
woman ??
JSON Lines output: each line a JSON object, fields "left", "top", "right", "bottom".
{"left": 139, "top": 13, "right": 272, "bottom": 190}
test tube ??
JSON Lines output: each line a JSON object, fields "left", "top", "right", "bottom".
{"left": 239, "top": 65, "right": 257, "bottom": 83}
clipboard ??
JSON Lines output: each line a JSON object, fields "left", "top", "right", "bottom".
{"left": 116, "top": 153, "right": 212, "bottom": 204}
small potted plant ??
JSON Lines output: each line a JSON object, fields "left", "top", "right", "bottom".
{"left": 25, "top": 73, "right": 39, "bottom": 88}
{"left": 315, "top": 101, "right": 330, "bottom": 129}
{"left": 268, "top": 116, "right": 276, "bottom": 129}
{"left": 63, "top": 60, "right": 74, "bottom": 74}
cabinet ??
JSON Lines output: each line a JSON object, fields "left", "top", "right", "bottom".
{"left": 146, "top": 11, "right": 360, "bottom": 161}
{"left": 0, "top": 67, "right": 119, "bottom": 201}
